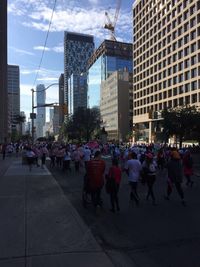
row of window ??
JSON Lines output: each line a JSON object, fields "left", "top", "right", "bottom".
{"left": 134, "top": 80, "right": 199, "bottom": 100}
{"left": 134, "top": 17, "right": 199, "bottom": 58}
{"left": 134, "top": 47, "right": 199, "bottom": 79}
{"left": 134, "top": 93, "right": 199, "bottom": 116}
{"left": 134, "top": 54, "right": 198, "bottom": 83}
{"left": 133, "top": 0, "right": 198, "bottom": 29}
{"left": 134, "top": 61, "right": 200, "bottom": 90}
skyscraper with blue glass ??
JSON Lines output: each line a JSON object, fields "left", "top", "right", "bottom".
{"left": 64, "top": 32, "right": 94, "bottom": 116}
{"left": 87, "top": 40, "right": 133, "bottom": 108}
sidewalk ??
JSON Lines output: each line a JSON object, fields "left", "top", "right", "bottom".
{"left": 0, "top": 158, "right": 114, "bottom": 267}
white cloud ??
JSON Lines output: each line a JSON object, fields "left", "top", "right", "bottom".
{"left": 9, "top": 46, "right": 35, "bottom": 56}
{"left": 33, "top": 44, "right": 63, "bottom": 53}
{"left": 8, "top": 1, "right": 132, "bottom": 43}
{"left": 33, "top": 46, "right": 51, "bottom": 51}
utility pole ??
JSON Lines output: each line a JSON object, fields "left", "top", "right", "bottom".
{"left": 31, "top": 88, "right": 35, "bottom": 143}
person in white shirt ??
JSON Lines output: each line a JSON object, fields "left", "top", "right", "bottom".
{"left": 125, "top": 151, "right": 142, "bottom": 205}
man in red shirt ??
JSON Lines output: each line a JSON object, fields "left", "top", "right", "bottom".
{"left": 87, "top": 150, "right": 106, "bottom": 209}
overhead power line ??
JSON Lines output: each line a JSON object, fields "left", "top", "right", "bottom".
{"left": 32, "top": 0, "right": 57, "bottom": 88}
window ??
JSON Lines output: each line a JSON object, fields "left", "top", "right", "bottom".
{"left": 168, "top": 89, "right": 172, "bottom": 97}
{"left": 191, "top": 55, "right": 197, "bottom": 65}
{"left": 173, "top": 87, "right": 177, "bottom": 96}
{"left": 185, "top": 58, "right": 190, "bottom": 68}
{"left": 184, "top": 34, "right": 189, "bottom": 44}
{"left": 191, "top": 81, "right": 197, "bottom": 90}
{"left": 179, "top": 97, "right": 184, "bottom": 106}
{"left": 191, "top": 68, "right": 197, "bottom": 78}
{"left": 185, "top": 96, "right": 190, "bottom": 105}
{"left": 185, "top": 83, "right": 190, "bottom": 92}
{"left": 190, "top": 17, "right": 196, "bottom": 28}
{"left": 191, "top": 30, "right": 196, "bottom": 40}
{"left": 179, "top": 85, "right": 184, "bottom": 94}
{"left": 179, "top": 61, "right": 183, "bottom": 71}
{"left": 179, "top": 73, "right": 183, "bottom": 82}
{"left": 192, "top": 94, "right": 197, "bottom": 103}
{"left": 184, "top": 46, "right": 189, "bottom": 56}
{"left": 191, "top": 43, "right": 197, "bottom": 53}
{"left": 185, "top": 71, "right": 190, "bottom": 80}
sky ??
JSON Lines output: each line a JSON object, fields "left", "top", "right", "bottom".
{"left": 8, "top": 0, "right": 134, "bottom": 121}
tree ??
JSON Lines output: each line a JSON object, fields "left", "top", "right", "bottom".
{"left": 162, "top": 105, "right": 200, "bottom": 147}
{"left": 64, "top": 107, "right": 101, "bottom": 142}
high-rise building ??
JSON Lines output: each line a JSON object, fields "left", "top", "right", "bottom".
{"left": 7, "top": 65, "right": 20, "bottom": 133}
{"left": 64, "top": 32, "right": 94, "bottom": 114}
{"left": 0, "top": 0, "right": 8, "bottom": 143}
{"left": 68, "top": 73, "right": 88, "bottom": 115}
{"left": 100, "top": 70, "right": 132, "bottom": 141}
{"left": 133, "top": 0, "right": 200, "bottom": 143}
{"left": 36, "top": 84, "right": 46, "bottom": 138}
{"left": 59, "top": 73, "right": 64, "bottom": 125}
{"left": 87, "top": 40, "right": 133, "bottom": 108}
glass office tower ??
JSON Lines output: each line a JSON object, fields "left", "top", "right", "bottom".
{"left": 87, "top": 40, "right": 133, "bottom": 108}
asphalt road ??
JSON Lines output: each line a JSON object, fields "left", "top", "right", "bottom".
{"left": 48, "top": 154, "right": 200, "bottom": 267}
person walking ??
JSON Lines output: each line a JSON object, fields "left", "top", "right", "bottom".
{"left": 125, "top": 151, "right": 142, "bottom": 206}
{"left": 106, "top": 158, "right": 121, "bottom": 213}
{"left": 165, "top": 150, "right": 186, "bottom": 206}
{"left": 40, "top": 145, "right": 49, "bottom": 169}
{"left": 183, "top": 150, "right": 194, "bottom": 186}
{"left": 142, "top": 153, "right": 157, "bottom": 205}
{"left": 26, "top": 147, "right": 35, "bottom": 171}
{"left": 87, "top": 151, "right": 106, "bottom": 210}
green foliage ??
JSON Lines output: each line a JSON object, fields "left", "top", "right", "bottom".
{"left": 64, "top": 107, "right": 101, "bottom": 142}
{"left": 161, "top": 105, "right": 200, "bottom": 146}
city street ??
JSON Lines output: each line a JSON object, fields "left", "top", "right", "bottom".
{"left": 0, "top": 154, "right": 200, "bottom": 267}
{"left": 50, "top": 154, "right": 200, "bottom": 267}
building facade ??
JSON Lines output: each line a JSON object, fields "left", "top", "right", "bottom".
{"left": 36, "top": 84, "right": 46, "bottom": 138}
{"left": 87, "top": 40, "right": 133, "bottom": 108}
{"left": 0, "top": 0, "right": 8, "bottom": 143}
{"left": 68, "top": 73, "right": 88, "bottom": 115}
{"left": 100, "top": 70, "right": 132, "bottom": 142}
{"left": 7, "top": 65, "right": 20, "bottom": 133}
{"left": 64, "top": 32, "right": 94, "bottom": 115}
{"left": 133, "top": 0, "right": 200, "bottom": 142}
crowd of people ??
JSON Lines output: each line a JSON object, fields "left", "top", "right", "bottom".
{"left": 0, "top": 141, "right": 197, "bottom": 212}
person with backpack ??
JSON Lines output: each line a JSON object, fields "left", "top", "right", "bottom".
{"left": 106, "top": 158, "right": 122, "bottom": 213}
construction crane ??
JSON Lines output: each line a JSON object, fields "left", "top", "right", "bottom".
{"left": 104, "top": 0, "right": 121, "bottom": 41}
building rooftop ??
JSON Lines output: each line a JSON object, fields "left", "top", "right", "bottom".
{"left": 87, "top": 39, "right": 133, "bottom": 70}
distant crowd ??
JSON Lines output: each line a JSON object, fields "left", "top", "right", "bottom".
{"left": 0, "top": 140, "right": 198, "bottom": 212}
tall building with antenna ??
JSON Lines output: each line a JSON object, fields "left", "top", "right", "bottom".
{"left": 0, "top": 0, "right": 8, "bottom": 142}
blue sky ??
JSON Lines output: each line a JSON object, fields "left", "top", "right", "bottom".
{"left": 8, "top": 0, "right": 134, "bottom": 120}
